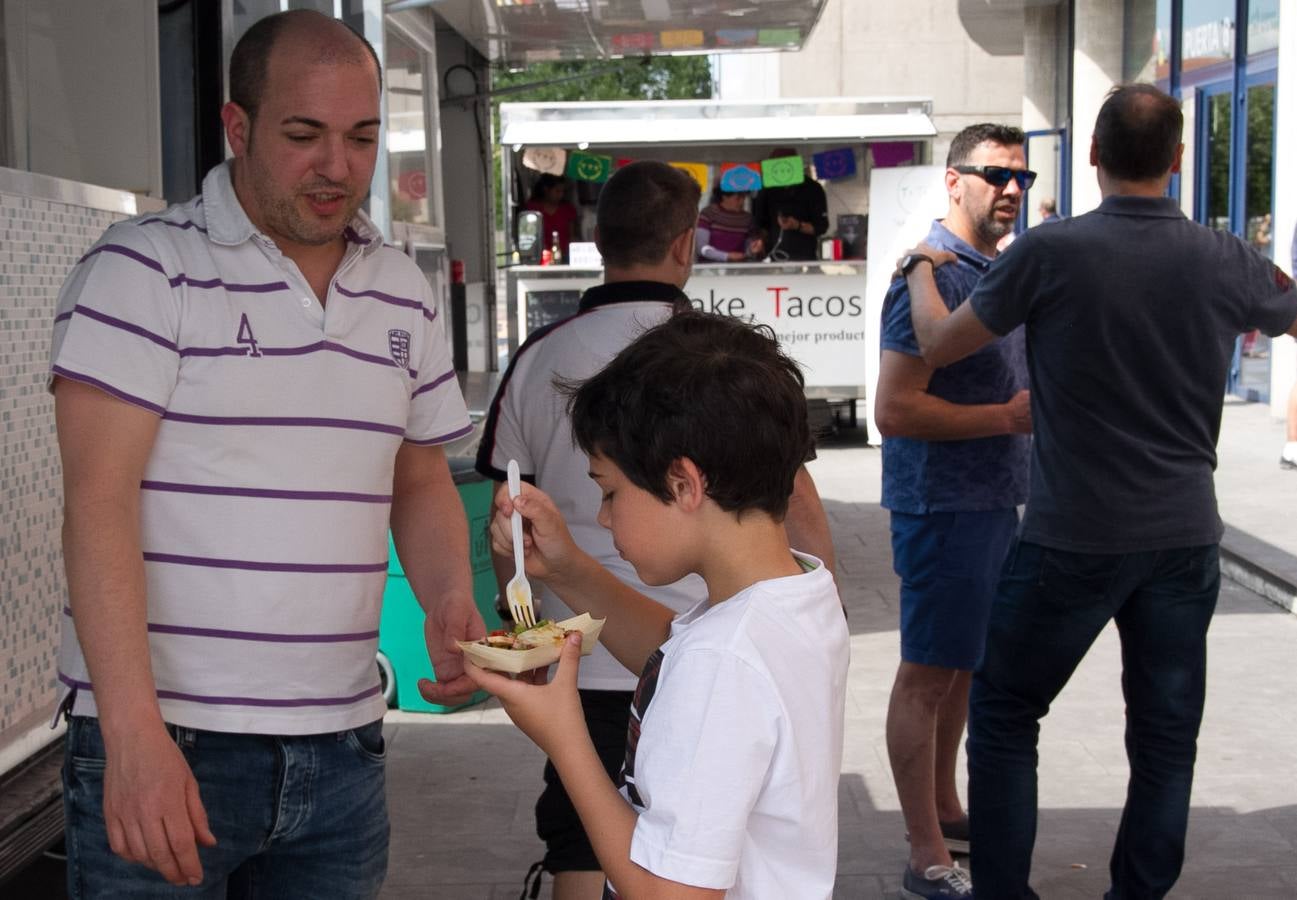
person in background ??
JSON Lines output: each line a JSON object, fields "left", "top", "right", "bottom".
{"left": 695, "top": 184, "right": 755, "bottom": 262}
{"left": 469, "top": 310, "right": 850, "bottom": 899}
{"left": 903, "top": 82, "right": 1297, "bottom": 900}
{"left": 49, "top": 10, "right": 479, "bottom": 896}
{"left": 751, "top": 147, "right": 828, "bottom": 261}
{"left": 476, "top": 161, "right": 836, "bottom": 899}
{"left": 1037, "top": 198, "right": 1060, "bottom": 223}
{"left": 876, "top": 122, "right": 1033, "bottom": 900}
{"left": 525, "top": 173, "right": 581, "bottom": 259}
{"left": 1282, "top": 220, "right": 1297, "bottom": 471}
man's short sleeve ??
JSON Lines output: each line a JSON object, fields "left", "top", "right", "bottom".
{"left": 1242, "top": 248, "right": 1297, "bottom": 337}
{"left": 628, "top": 648, "right": 778, "bottom": 890}
{"left": 407, "top": 278, "right": 471, "bottom": 445}
{"left": 880, "top": 278, "right": 920, "bottom": 356}
{"left": 968, "top": 235, "right": 1037, "bottom": 337}
{"left": 49, "top": 225, "right": 182, "bottom": 414}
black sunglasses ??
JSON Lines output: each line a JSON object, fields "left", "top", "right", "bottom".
{"left": 952, "top": 165, "right": 1038, "bottom": 190}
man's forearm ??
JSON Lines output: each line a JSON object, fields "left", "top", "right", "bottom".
{"left": 55, "top": 380, "right": 166, "bottom": 744}
{"left": 63, "top": 495, "right": 165, "bottom": 742}
{"left": 390, "top": 462, "right": 473, "bottom": 615}
{"left": 878, "top": 392, "right": 1019, "bottom": 441}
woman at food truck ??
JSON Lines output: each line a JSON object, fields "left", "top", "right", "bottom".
{"left": 695, "top": 184, "right": 756, "bottom": 262}
{"left": 524, "top": 174, "right": 580, "bottom": 258}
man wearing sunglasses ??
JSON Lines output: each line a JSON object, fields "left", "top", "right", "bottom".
{"left": 903, "top": 84, "right": 1297, "bottom": 900}
{"left": 875, "top": 123, "right": 1034, "bottom": 900}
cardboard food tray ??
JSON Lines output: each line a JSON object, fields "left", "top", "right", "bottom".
{"left": 457, "top": 613, "right": 606, "bottom": 674}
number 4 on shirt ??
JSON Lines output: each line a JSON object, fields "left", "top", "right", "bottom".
{"left": 237, "top": 313, "right": 262, "bottom": 357}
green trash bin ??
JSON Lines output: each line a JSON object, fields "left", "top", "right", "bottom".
{"left": 377, "top": 457, "right": 504, "bottom": 713}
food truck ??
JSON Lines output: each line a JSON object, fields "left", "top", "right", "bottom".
{"left": 497, "top": 97, "right": 937, "bottom": 427}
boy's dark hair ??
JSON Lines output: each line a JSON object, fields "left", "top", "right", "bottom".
{"left": 945, "top": 123, "right": 1027, "bottom": 167}
{"left": 230, "top": 10, "right": 382, "bottom": 123}
{"left": 1094, "top": 83, "right": 1183, "bottom": 182}
{"left": 595, "top": 161, "right": 701, "bottom": 269}
{"left": 567, "top": 311, "right": 810, "bottom": 519}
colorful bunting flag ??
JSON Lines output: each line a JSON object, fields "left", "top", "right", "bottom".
{"left": 760, "top": 156, "right": 805, "bottom": 188}
{"left": 870, "top": 142, "right": 916, "bottom": 168}
{"left": 521, "top": 146, "right": 566, "bottom": 176}
{"left": 670, "top": 162, "right": 709, "bottom": 191}
{"left": 660, "top": 29, "right": 705, "bottom": 50}
{"left": 566, "top": 151, "right": 613, "bottom": 183}
{"left": 813, "top": 147, "right": 857, "bottom": 180}
{"left": 719, "top": 162, "right": 762, "bottom": 192}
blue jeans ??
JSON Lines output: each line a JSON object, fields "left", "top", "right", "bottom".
{"left": 63, "top": 716, "right": 389, "bottom": 899}
{"left": 967, "top": 540, "right": 1219, "bottom": 900}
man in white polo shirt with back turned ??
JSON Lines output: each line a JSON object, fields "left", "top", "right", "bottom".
{"left": 49, "top": 10, "right": 480, "bottom": 898}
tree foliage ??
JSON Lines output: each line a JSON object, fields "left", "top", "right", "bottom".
{"left": 491, "top": 55, "right": 714, "bottom": 104}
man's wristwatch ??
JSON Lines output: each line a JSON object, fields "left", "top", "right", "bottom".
{"left": 900, "top": 253, "right": 935, "bottom": 276}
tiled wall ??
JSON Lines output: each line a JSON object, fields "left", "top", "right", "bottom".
{"left": 0, "top": 190, "right": 131, "bottom": 752}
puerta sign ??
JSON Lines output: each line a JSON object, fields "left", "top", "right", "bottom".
{"left": 684, "top": 268, "right": 867, "bottom": 388}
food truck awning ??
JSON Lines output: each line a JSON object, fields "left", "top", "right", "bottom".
{"left": 499, "top": 98, "right": 937, "bottom": 150}
{"left": 389, "top": 0, "right": 830, "bottom": 66}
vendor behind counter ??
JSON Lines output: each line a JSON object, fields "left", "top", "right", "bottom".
{"left": 751, "top": 148, "right": 829, "bottom": 262}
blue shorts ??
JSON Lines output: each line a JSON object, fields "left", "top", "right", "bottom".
{"left": 890, "top": 509, "right": 1018, "bottom": 670}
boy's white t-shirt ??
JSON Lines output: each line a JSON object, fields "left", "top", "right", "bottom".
{"left": 612, "top": 554, "right": 849, "bottom": 899}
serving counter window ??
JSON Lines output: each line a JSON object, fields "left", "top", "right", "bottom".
{"left": 504, "top": 261, "right": 869, "bottom": 401}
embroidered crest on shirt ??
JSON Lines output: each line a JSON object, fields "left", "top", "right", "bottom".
{"left": 388, "top": 329, "right": 411, "bottom": 368}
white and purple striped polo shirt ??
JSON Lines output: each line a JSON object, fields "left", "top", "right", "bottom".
{"left": 48, "top": 162, "right": 471, "bottom": 734}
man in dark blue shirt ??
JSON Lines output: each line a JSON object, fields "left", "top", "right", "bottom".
{"left": 903, "top": 84, "right": 1297, "bottom": 900}
{"left": 876, "top": 123, "right": 1032, "bottom": 900}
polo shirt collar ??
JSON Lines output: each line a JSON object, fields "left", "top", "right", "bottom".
{"left": 1095, "top": 194, "right": 1185, "bottom": 219}
{"left": 578, "top": 280, "right": 689, "bottom": 312}
{"left": 926, "top": 219, "right": 993, "bottom": 271}
{"left": 201, "top": 160, "right": 383, "bottom": 255}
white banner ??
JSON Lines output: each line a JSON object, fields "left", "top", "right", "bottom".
{"left": 684, "top": 269, "right": 869, "bottom": 388}
{"left": 862, "top": 165, "right": 950, "bottom": 441}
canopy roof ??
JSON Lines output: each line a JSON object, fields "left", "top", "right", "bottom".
{"left": 389, "top": 0, "right": 830, "bottom": 66}
{"left": 499, "top": 98, "right": 937, "bottom": 151}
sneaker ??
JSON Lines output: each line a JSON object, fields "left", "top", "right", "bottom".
{"left": 899, "top": 862, "right": 973, "bottom": 899}
{"left": 1281, "top": 443, "right": 1297, "bottom": 470}
{"left": 904, "top": 817, "right": 970, "bottom": 855}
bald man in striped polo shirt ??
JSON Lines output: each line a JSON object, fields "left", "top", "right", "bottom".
{"left": 49, "top": 10, "right": 479, "bottom": 897}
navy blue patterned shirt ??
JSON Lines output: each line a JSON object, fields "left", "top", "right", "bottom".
{"left": 879, "top": 220, "right": 1030, "bottom": 513}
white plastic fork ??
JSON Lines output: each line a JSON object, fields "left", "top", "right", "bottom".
{"left": 505, "top": 459, "right": 538, "bottom": 629}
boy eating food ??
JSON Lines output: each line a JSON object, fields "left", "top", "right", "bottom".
{"left": 464, "top": 311, "right": 850, "bottom": 898}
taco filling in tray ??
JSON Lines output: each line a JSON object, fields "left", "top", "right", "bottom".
{"left": 480, "top": 619, "right": 568, "bottom": 650}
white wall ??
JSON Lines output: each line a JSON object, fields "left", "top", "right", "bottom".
{"left": 1071, "top": 0, "right": 1124, "bottom": 215}
{"left": 8, "top": 0, "right": 161, "bottom": 196}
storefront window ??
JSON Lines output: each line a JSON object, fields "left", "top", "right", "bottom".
{"left": 1247, "top": 0, "right": 1280, "bottom": 56}
{"left": 1182, "top": 0, "right": 1235, "bottom": 75}
{"left": 385, "top": 28, "right": 433, "bottom": 225}
{"left": 1201, "top": 90, "right": 1231, "bottom": 234}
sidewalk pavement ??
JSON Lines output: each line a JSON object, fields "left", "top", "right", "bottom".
{"left": 379, "top": 403, "right": 1297, "bottom": 899}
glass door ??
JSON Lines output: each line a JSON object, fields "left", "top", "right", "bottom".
{"left": 1196, "top": 72, "right": 1276, "bottom": 402}
{"left": 1021, "top": 128, "right": 1069, "bottom": 230}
